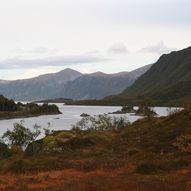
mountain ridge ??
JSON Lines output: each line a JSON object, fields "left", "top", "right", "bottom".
{"left": 0, "top": 65, "right": 151, "bottom": 101}
{"left": 123, "top": 46, "right": 191, "bottom": 104}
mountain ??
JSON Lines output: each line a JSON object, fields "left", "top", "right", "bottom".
{"left": 0, "top": 80, "right": 10, "bottom": 84}
{"left": 123, "top": 46, "right": 191, "bottom": 104}
{"left": 61, "top": 65, "right": 152, "bottom": 100}
{"left": 0, "top": 65, "right": 151, "bottom": 101}
{"left": 0, "top": 68, "right": 82, "bottom": 101}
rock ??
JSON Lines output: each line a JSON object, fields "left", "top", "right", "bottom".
{"left": 80, "top": 113, "right": 90, "bottom": 117}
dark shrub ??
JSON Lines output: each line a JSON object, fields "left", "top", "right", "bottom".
{"left": 0, "top": 142, "right": 11, "bottom": 158}
{"left": 136, "top": 162, "right": 163, "bottom": 174}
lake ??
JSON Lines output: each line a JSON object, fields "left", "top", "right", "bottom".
{"left": 0, "top": 104, "right": 179, "bottom": 138}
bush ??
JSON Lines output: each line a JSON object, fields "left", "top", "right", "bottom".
{"left": 8, "top": 159, "right": 29, "bottom": 172}
{"left": 72, "top": 114, "right": 112, "bottom": 131}
{"left": 112, "top": 117, "right": 130, "bottom": 130}
{"left": 0, "top": 142, "right": 12, "bottom": 158}
{"left": 72, "top": 114, "right": 130, "bottom": 131}
{"left": 135, "top": 162, "right": 163, "bottom": 174}
{"left": 61, "top": 137, "right": 95, "bottom": 151}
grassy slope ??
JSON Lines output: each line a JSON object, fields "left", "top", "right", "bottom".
{"left": 1, "top": 109, "right": 191, "bottom": 190}
{"left": 122, "top": 47, "right": 191, "bottom": 104}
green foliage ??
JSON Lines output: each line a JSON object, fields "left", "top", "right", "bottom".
{"left": 2, "top": 121, "right": 41, "bottom": 149}
{"left": 112, "top": 116, "right": 131, "bottom": 130}
{"left": 72, "top": 114, "right": 112, "bottom": 131}
{"left": 72, "top": 114, "right": 130, "bottom": 131}
{"left": 0, "top": 95, "right": 18, "bottom": 111}
{"left": 25, "top": 103, "right": 60, "bottom": 114}
{"left": 0, "top": 97, "right": 61, "bottom": 119}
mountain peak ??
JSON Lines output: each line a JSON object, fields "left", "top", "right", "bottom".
{"left": 58, "top": 68, "right": 82, "bottom": 75}
{"left": 62, "top": 68, "right": 78, "bottom": 72}
{"left": 89, "top": 71, "right": 108, "bottom": 77}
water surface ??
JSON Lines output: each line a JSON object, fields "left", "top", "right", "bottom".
{"left": 0, "top": 104, "right": 179, "bottom": 137}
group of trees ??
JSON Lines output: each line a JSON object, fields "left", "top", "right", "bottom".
{"left": 0, "top": 95, "right": 60, "bottom": 115}
{"left": 0, "top": 95, "right": 18, "bottom": 111}
{"left": 25, "top": 103, "right": 60, "bottom": 114}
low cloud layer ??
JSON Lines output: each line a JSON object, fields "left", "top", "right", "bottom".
{"left": 108, "top": 42, "right": 129, "bottom": 54}
{"left": 13, "top": 47, "right": 59, "bottom": 55}
{"left": 0, "top": 54, "right": 108, "bottom": 69}
{"left": 140, "top": 41, "right": 176, "bottom": 55}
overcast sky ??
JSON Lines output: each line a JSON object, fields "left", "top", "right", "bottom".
{"left": 0, "top": 0, "right": 191, "bottom": 80}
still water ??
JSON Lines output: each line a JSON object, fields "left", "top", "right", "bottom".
{"left": 0, "top": 104, "right": 178, "bottom": 137}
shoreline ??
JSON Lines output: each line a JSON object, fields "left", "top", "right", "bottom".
{"left": 0, "top": 111, "right": 62, "bottom": 121}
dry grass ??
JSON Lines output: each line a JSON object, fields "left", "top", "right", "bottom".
{"left": 1, "top": 167, "right": 191, "bottom": 191}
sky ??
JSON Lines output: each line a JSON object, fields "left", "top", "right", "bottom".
{"left": 0, "top": 0, "right": 191, "bottom": 80}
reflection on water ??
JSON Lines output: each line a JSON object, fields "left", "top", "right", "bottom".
{"left": 0, "top": 104, "right": 180, "bottom": 137}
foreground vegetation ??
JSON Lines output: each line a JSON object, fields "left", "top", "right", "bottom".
{"left": 0, "top": 106, "right": 191, "bottom": 190}
{"left": 0, "top": 95, "right": 61, "bottom": 120}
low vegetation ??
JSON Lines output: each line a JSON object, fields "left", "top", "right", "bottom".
{"left": 0, "top": 106, "right": 191, "bottom": 190}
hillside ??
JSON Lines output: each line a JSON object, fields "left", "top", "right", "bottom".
{"left": 0, "top": 65, "right": 151, "bottom": 101}
{"left": 123, "top": 46, "right": 191, "bottom": 104}
{"left": 1, "top": 108, "right": 191, "bottom": 190}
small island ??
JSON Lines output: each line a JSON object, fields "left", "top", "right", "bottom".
{"left": 109, "top": 99, "right": 157, "bottom": 117}
{"left": 0, "top": 95, "right": 61, "bottom": 120}
{"left": 109, "top": 105, "right": 136, "bottom": 114}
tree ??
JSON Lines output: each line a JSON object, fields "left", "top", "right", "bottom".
{"left": 2, "top": 121, "right": 41, "bottom": 150}
{"left": 0, "top": 95, "right": 18, "bottom": 111}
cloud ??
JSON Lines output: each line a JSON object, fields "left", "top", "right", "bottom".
{"left": 140, "top": 41, "right": 177, "bottom": 55}
{"left": 0, "top": 54, "right": 108, "bottom": 69}
{"left": 13, "top": 47, "right": 59, "bottom": 56}
{"left": 107, "top": 42, "right": 129, "bottom": 54}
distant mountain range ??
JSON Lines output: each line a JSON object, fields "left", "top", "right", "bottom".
{"left": 0, "top": 65, "right": 151, "bottom": 101}
{"left": 123, "top": 46, "right": 191, "bottom": 105}
{"left": 61, "top": 65, "right": 151, "bottom": 100}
